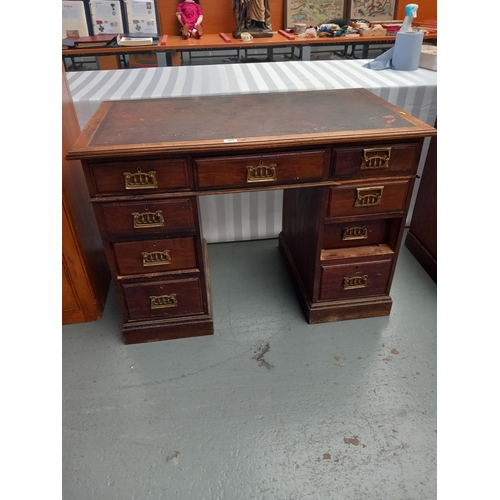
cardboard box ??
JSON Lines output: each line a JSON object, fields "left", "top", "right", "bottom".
{"left": 419, "top": 44, "right": 437, "bottom": 71}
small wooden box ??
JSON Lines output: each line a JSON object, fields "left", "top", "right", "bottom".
{"left": 359, "top": 29, "right": 387, "bottom": 37}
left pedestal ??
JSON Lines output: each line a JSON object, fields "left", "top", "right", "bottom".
{"left": 81, "top": 158, "right": 214, "bottom": 344}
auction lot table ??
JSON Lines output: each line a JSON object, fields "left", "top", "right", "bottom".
{"left": 68, "top": 59, "right": 437, "bottom": 243}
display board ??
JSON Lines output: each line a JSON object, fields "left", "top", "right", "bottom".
{"left": 349, "top": 0, "right": 398, "bottom": 22}
{"left": 284, "top": 0, "right": 346, "bottom": 30}
{"left": 62, "top": 1, "right": 90, "bottom": 38}
{"left": 88, "top": 0, "right": 126, "bottom": 34}
{"left": 123, "top": 0, "right": 158, "bottom": 35}
{"left": 284, "top": 0, "right": 399, "bottom": 30}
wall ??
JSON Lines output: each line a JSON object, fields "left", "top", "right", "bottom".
{"left": 158, "top": 0, "right": 284, "bottom": 36}
{"left": 397, "top": 0, "right": 436, "bottom": 22}
{"left": 158, "top": 1, "right": 436, "bottom": 37}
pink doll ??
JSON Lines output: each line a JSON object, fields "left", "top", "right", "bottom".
{"left": 176, "top": 0, "right": 204, "bottom": 39}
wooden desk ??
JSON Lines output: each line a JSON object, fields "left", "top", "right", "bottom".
{"left": 68, "top": 89, "right": 436, "bottom": 344}
{"left": 62, "top": 31, "right": 437, "bottom": 69}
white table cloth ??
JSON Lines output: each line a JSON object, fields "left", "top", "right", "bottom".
{"left": 68, "top": 59, "right": 437, "bottom": 243}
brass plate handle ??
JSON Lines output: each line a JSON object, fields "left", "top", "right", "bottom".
{"left": 141, "top": 250, "right": 171, "bottom": 267}
{"left": 343, "top": 275, "right": 368, "bottom": 290}
{"left": 123, "top": 170, "right": 158, "bottom": 189}
{"left": 354, "top": 186, "right": 384, "bottom": 207}
{"left": 342, "top": 225, "right": 368, "bottom": 240}
{"left": 132, "top": 210, "right": 164, "bottom": 228}
{"left": 361, "top": 148, "right": 391, "bottom": 169}
{"left": 246, "top": 161, "right": 277, "bottom": 183}
{"left": 150, "top": 294, "right": 178, "bottom": 309}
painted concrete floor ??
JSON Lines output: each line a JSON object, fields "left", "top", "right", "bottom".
{"left": 62, "top": 237, "right": 437, "bottom": 500}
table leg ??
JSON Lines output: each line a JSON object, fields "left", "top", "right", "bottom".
{"left": 156, "top": 52, "right": 167, "bottom": 67}
{"left": 301, "top": 46, "right": 311, "bottom": 61}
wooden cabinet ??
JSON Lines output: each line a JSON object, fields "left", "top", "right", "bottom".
{"left": 404, "top": 121, "right": 437, "bottom": 283}
{"left": 62, "top": 67, "right": 110, "bottom": 324}
{"left": 67, "top": 89, "right": 436, "bottom": 343}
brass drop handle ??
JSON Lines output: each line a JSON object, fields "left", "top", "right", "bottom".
{"left": 342, "top": 226, "right": 368, "bottom": 240}
{"left": 354, "top": 186, "right": 384, "bottom": 207}
{"left": 150, "top": 294, "right": 178, "bottom": 309}
{"left": 123, "top": 170, "right": 158, "bottom": 189}
{"left": 141, "top": 250, "right": 171, "bottom": 267}
{"left": 246, "top": 160, "right": 277, "bottom": 183}
{"left": 361, "top": 148, "right": 391, "bottom": 170}
{"left": 343, "top": 275, "right": 368, "bottom": 290}
{"left": 131, "top": 210, "right": 165, "bottom": 228}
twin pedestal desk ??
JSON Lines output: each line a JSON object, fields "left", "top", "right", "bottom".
{"left": 68, "top": 89, "right": 436, "bottom": 344}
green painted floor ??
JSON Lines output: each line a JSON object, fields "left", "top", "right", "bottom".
{"left": 62, "top": 237, "right": 437, "bottom": 499}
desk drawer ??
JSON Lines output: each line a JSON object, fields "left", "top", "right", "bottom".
{"left": 323, "top": 219, "right": 392, "bottom": 249}
{"left": 332, "top": 142, "right": 419, "bottom": 177}
{"left": 113, "top": 237, "right": 198, "bottom": 276}
{"left": 328, "top": 179, "right": 410, "bottom": 218}
{"left": 88, "top": 158, "right": 190, "bottom": 196}
{"left": 99, "top": 198, "right": 195, "bottom": 237}
{"left": 320, "top": 259, "right": 393, "bottom": 300}
{"left": 122, "top": 277, "right": 205, "bottom": 321}
{"left": 194, "top": 150, "right": 326, "bottom": 189}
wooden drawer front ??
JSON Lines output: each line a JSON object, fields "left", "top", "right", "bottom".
{"left": 332, "top": 142, "right": 419, "bottom": 177}
{"left": 323, "top": 219, "right": 392, "bottom": 249}
{"left": 113, "top": 237, "right": 198, "bottom": 276}
{"left": 328, "top": 180, "right": 410, "bottom": 218}
{"left": 122, "top": 278, "right": 204, "bottom": 321}
{"left": 320, "top": 259, "right": 393, "bottom": 300}
{"left": 100, "top": 199, "right": 195, "bottom": 237}
{"left": 88, "top": 158, "right": 190, "bottom": 196}
{"left": 194, "top": 150, "right": 326, "bottom": 189}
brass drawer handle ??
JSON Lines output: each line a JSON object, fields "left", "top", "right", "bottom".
{"left": 150, "top": 294, "right": 178, "bottom": 309}
{"left": 361, "top": 148, "right": 391, "bottom": 169}
{"left": 141, "top": 250, "right": 171, "bottom": 267}
{"left": 343, "top": 275, "right": 368, "bottom": 290}
{"left": 354, "top": 186, "right": 384, "bottom": 207}
{"left": 123, "top": 170, "right": 158, "bottom": 189}
{"left": 132, "top": 210, "right": 164, "bottom": 228}
{"left": 342, "top": 225, "right": 368, "bottom": 240}
{"left": 246, "top": 161, "right": 277, "bottom": 183}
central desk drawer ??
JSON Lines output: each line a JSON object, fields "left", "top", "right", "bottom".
{"left": 328, "top": 179, "right": 410, "bottom": 218}
{"left": 122, "top": 277, "right": 205, "bottom": 321}
{"left": 88, "top": 158, "right": 190, "bottom": 196}
{"left": 113, "top": 237, "right": 198, "bottom": 276}
{"left": 99, "top": 198, "right": 196, "bottom": 237}
{"left": 194, "top": 150, "right": 327, "bottom": 189}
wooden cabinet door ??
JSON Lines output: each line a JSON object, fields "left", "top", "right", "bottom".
{"left": 62, "top": 65, "right": 110, "bottom": 325}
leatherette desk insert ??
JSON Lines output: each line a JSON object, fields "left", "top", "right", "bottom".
{"left": 68, "top": 89, "right": 436, "bottom": 344}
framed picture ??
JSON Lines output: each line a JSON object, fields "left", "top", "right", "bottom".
{"left": 348, "top": 0, "right": 399, "bottom": 23}
{"left": 284, "top": 0, "right": 347, "bottom": 30}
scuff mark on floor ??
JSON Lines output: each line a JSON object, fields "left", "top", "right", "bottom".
{"left": 344, "top": 436, "right": 366, "bottom": 447}
{"left": 252, "top": 342, "right": 274, "bottom": 369}
{"left": 165, "top": 451, "right": 180, "bottom": 463}
{"left": 344, "top": 436, "right": 360, "bottom": 446}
